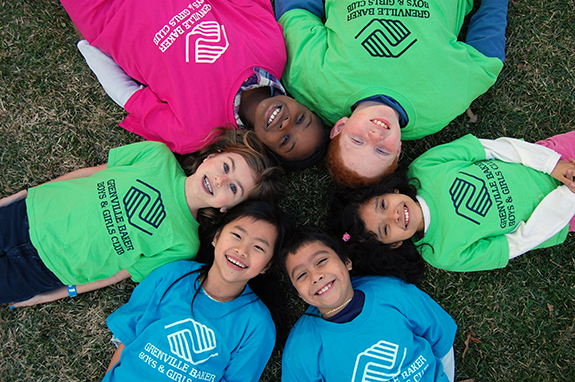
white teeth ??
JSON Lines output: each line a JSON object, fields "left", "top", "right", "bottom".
{"left": 316, "top": 282, "right": 332, "bottom": 295}
{"left": 267, "top": 107, "right": 281, "bottom": 127}
{"left": 404, "top": 205, "right": 410, "bottom": 227}
{"left": 372, "top": 119, "right": 389, "bottom": 129}
{"left": 226, "top": 255, "right": 246, "bottom": 269}
{"left": 204, "top": 176, "right": 213, "bottom": 195}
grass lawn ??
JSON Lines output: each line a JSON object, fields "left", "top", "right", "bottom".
{"left": 1, "top": 0, "right": 574, "bottom": 381}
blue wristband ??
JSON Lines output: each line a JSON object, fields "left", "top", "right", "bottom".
{"left": 67, "top": 285, "right": 77, "bottom": 298}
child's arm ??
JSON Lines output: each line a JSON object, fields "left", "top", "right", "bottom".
{"left": 480, "top": 136, "right": 560, "bottom": 173}
{"left": 0, "top": 164, "right": 107, "bottom": 207}
{"left": 0, "top": 190, "right": 28, "bottom": 208}
{"left": 46, "top": 163, "right": 108, "bottom": 183}
{"left": 106, "top": 343, "right": 126, "bottom": 373}
{"left": 506, "top": 185, "right": 575, "bottom": 259}
{"left": 440, "top": 347, "right": 455, "bottom": 382}
{"left": 479, "top": 137, "right": 575, "bottom": 190}
{"left": 10, "top": 269, "right": 131, "bottom": 308}
{"left": 77, "top": 40, "right": 143, "bottom": 108}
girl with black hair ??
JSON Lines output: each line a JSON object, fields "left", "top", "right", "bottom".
{"left": 329, "top": 133, "right": 575, "bottom": 272}
{"left": 101, "top": 200, "right": 289, "bottom": 382}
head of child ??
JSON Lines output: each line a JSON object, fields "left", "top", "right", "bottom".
{"left": 249, "top": 95, "right": 330, "bottom": 170}
{"left": 328, "top": 169, "right": 424, "bottom": 255}
{"left": 280, "top": 226, "right": 355, "bottom": 318}
{"left": 179, "top": 128, "right": 285, "bottom": 215}
{"left": 326, "top": 101, "right": 403, "bottom": 188}
{"left": 197, "top": 200, "right": 288, "bottom": 300}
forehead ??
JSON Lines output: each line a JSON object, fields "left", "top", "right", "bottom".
{"left": 338, "top": 140, "right": 393, "bottom": 179}
{"left": 359, "top": 197, "right": 380, "bottom": 227}
{"left": 209, "top": 152, "right": 244, "bottom": 165}
{"left": 285, "top": 241, "right": 341, "bottom": 273}
{"left": 223, "top": 216, "right": 278, "bottom": 244}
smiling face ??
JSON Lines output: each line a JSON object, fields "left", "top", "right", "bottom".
{"left": 359, "top": 190, "right": 425, "bottom": 247}
{"left": 207, "top": 216, "right": 278, "bottom": 296}
{"left": 253, "top": 96, "right": 325, "bottom": 161}
{"left": 285, "top": 241, "right": 354, "bottom": 317}
{"left": 330, "top": 101, "right": 402, "bottom": 178}
{"left": 186, "top": 152, "right": 257, "bottom": 213}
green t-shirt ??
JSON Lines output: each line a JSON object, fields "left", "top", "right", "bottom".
{"left": 279, "top": 0, "right": 503, "bottom": 139}
{"left": 408, "top": 135, "right": 568, "bottom": 272}
{"left": 27, "top": 141, "right": 199, "bottom": 284}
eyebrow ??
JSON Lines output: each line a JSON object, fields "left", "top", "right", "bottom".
{"left": 234, "top": 225, "right": 271, "bottom": 247}
{"left": 289, "top": 249, "right": 329, "bottom": 280}
{"left": 228, "top": 156, "right": 245, "bottom": 197}
{"left": 374, "top": 198, "right": 384, "bottom": 238}
{"left": 286, "top": 142, "right": 296, "bottom": 153}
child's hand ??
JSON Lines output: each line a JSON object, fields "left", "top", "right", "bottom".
{"left": 0, "top": 189, "right": 28, "bottom": 208}
{"left": 551, "top": 159, "right": 575, "bottom": 193}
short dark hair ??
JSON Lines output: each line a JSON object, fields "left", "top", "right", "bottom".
{"left": 279, "top": 226, "right": 348, "bottom": 289}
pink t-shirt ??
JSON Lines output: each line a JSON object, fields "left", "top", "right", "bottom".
{"left": 62, "top": 0, "right": 287, "bottom": 153}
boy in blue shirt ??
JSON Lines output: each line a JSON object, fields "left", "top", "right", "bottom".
{"left": 279, "top": 226, "right": 457, "bottom": 382}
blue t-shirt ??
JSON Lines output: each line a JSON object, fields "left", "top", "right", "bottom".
{"left": 104, "top": 261, "right": 275, "bottom": 382}
{"left": 282, "top": 276, "right": 457, "bottom": 382}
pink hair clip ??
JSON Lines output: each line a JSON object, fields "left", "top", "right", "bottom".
{"left": 342, "top": 232, "right": 351, "bottom": 242}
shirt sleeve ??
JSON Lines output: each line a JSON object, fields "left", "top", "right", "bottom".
{"left": 122, "top": 87, "right": 213, "bottom": 154}
{"left": 107, "top": 141, "right": 171, "bottom": 168}
{"left": 479, "top": 137, "right": 561, "bottom": 174}
{"left": 425, "top": 235, "right": 510, "bottom": 272}
{"left": 221, "top": 309, "right": 275, "bottom": 382}
{"left": 77, "top": 40, "right": 143, "bottom": 108}
{"left": 127, "top": 243, "right": 196, "bottom": 283}
{"left": 275, "top": 0, "right": 324, "bottom": 20}
{"left": 401, "top": 282, "right": 457, "bottom": 360}
{"left": 281, "top": 328, "right": 323, "bottom": 382}
{"left": 278, "top": 9, "right": 328, "bottom": 93}
{"left": 106, "top": 263, "right": 175, "bottom": 346}
{"left": 506, "top": 185, "right": 575, "bottom": 259}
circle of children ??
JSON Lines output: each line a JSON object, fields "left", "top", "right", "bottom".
{"left": 2, "top": 0, "right": 575, "bottom": 381}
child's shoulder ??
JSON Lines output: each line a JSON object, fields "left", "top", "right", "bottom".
{"left": 144, "top": 260, "right": 202, "bottom": 286}
{"left": 352, "top": 275, "right": 424, "bottom": 302}
{"left": 352, "top": 274, "right": 407, "bottom": 290}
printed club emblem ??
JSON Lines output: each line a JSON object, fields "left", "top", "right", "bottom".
{"left": 355, "top": 19, "right": 417, "bottom": 58}
{"left": 186, "top": 21, "right": 229, "bottom": 63}
{"left": 449, "top": 172, "right": 492, "bottom": 225}
{"left": 352, "top": 340, "right": 407, "bottom": 381}
{"left": 123, "top": 179, "right": 166, "bottom": 235}
{"left": 165, "top": 318, "right": 219, "bottom": 365}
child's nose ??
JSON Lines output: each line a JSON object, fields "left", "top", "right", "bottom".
{"left": 279, "top": 116, "right": 291, "bottom": 131}
{"left": 368, "top": 127, "right": 384, "bottom": 141}
{"left": 234, "top": 241, "right": 248, "bottom": 257}
{"left": 214, "top": 175, "right": 228, "bottom": 188}
{"left": 385, "top": 209, "right": 401, "bottom": 223}
{"left": 312, "top": 271, "right": 324, "bottom": 283}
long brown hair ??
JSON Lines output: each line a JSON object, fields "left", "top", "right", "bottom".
{"left": 177, "top": 127, "right": 285, "bottom": 221}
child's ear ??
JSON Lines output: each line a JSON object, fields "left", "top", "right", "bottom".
{"left": 390, "top": 241, "right": 403, "bottom": 250}
{"left": 212, "top": 230, "right": 222, "bottom": 247}
{"left": 330, "top": 117, "right": 348, "bottom": 139}
{"left": 204, "top": 153, "right": 217, "bottom": 162}
{"left": 345, "top": 258, "right": 353, "bottom": 271}
{"left": 219, "top": 207, "right": 227, "bottom": 214}
{"left": 393, "top": 189, "right": 400, "bottom": 194}
{"left": 260, "top": 262, "right": 272, "bottom": 275}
